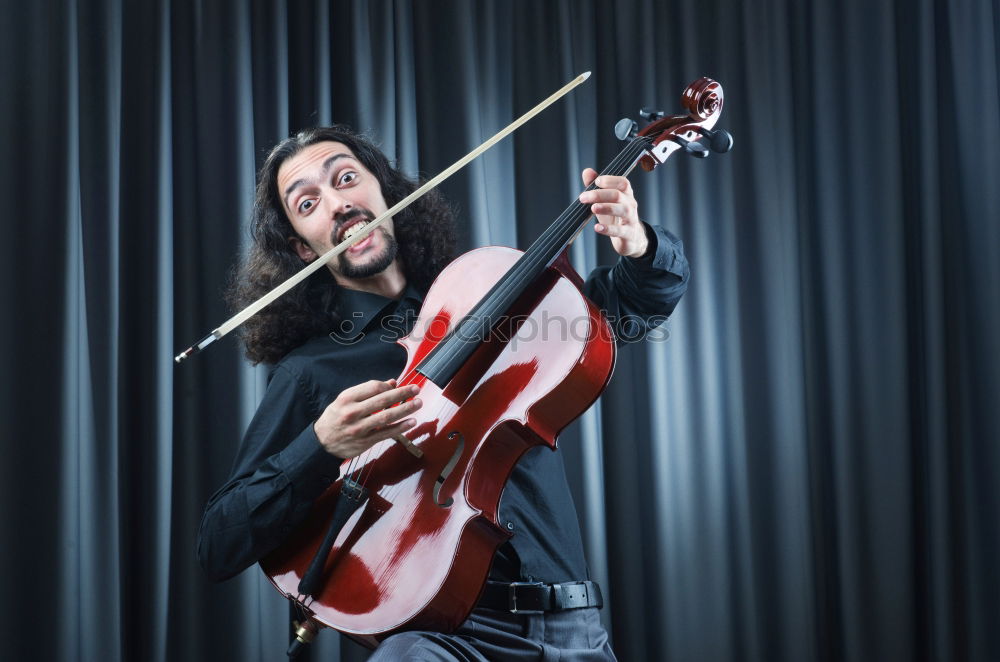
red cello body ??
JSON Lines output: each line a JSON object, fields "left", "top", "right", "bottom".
{"left": 262, "top": 246, "right": 615, "bottom": 647}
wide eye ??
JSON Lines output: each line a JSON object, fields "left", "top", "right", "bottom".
{"left": 297, "top": 198, "right": 316, "bottom": 214}
{"left": 338, "top": 171, "right": 358, "bottom": 186}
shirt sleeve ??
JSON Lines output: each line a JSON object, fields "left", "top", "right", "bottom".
{"left": 197, "top": 364, "right": 344, "bottom": 582}
{"left": 583, "top": 222, "right": 690, "bottom": 343}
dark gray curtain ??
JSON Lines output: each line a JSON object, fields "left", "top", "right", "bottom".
{"left": 2, "top": 0, "right": 998, "bottom": 660}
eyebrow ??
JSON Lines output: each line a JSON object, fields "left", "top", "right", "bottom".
{"left": 282, "top": 153, "right": 355, "bottom": 210}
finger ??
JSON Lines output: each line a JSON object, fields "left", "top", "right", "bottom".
{"left": 357, "top": 384, "right": 421, "bottom": 416}
{"left": 581, "top": 167, "right": 598, "bottom": 187}
{"left": 593, "top": 175, "right": 632, "bottom": 194}
{"left": 594, "top": 221, "right": 632, "bottom": 238}
{"left": 341, "top": 379, "right": 396, "bottom": 402}
{"left": 590, "top": 202, "right": 632, "bottom": 219}
{"left": 579, "top": 188, "right": 625, "bottom": 204}
{"left": 366, "top": 397, "right": 423, "bottom": 429}
{"left": 363, "top": 417, "right": 418, "bottom": 444}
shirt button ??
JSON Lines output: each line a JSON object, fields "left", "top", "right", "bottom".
{"left": 506, "top": 522, "right": 515, "bottom": 531}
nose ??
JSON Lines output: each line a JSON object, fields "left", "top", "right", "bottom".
{"left": 325, "top": 191, "right": 352, "bottom": 220}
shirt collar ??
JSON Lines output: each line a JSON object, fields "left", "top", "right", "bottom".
{"left": 332, "top": 282, "right": 423, "bottom": 341}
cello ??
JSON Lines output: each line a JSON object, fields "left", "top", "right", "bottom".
{"left": 260, "top": 77, "right": 731, "bottom": 649}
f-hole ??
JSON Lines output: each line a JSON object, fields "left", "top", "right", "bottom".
{"left": 433, "top": 432, "right": 465, "bottom": 507}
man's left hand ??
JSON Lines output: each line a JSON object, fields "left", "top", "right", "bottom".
{"left": 579, "top": 168, "right": 649, "bottom": 259}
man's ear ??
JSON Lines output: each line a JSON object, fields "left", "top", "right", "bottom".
{"left": 289, "top": 236, "right": 318, "bottom": 262}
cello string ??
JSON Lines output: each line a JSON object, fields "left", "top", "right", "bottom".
{"left": 424, "top": 148, "right": 629, "bottom": 366}
{"left": 421, "top": 137, "right": 651, "bottom": 372}
{"left": 349, "top": 138, "right": 651, "bottom": 495}
{"left": 430, "top": 138, "right": 649, "bottom": 368}
{"left": 485, "top": 139, "right": 649, "bottom": 308}
{"left": 310, "top": 135, "right": 670, "bottom": 584}
{"left": 351, "top": 368, "right": 422, "bottom": 491}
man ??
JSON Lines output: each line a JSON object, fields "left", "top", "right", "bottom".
{"left": 198, "top": 125, "right": 689, "bottom": 660}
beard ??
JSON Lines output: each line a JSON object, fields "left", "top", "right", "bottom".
{"left": 336, "top": 226, "right": 399, "bottom": 279}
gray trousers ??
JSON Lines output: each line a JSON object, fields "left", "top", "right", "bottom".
{"left": 367, "top": 607, "right": 617, "bottom": 661}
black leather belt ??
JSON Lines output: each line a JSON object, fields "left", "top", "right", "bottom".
{"left": 477, "top": 580, "right": 603, "bottom": 614}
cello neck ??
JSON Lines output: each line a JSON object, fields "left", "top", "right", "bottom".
{"left": 520, "top": 136, "right": 654, "bottom": 270}
{"left": 416, "top": 137, "right": 653, "bottom": 387}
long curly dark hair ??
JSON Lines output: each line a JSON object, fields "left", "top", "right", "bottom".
{"left": 229, "top": 126, "right": 458, "bottom": 364}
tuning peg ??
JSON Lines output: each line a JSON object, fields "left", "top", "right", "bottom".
{"left": 696, "top": 127, "right": 734, "bottom": 153}
{"left": 614, "top": 118, "right": 638, "bottom": 141}
{"left": 670, "top": 135, "right": 709, "bottom": 158}
{"left": 639, "top": 107, "right": 666, "bottom": 122}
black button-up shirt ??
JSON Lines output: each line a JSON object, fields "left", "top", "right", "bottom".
{"left": 198, "top": 224, "right": 688, "bottom": 586}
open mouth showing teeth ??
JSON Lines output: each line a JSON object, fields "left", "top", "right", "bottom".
{"left": 338, "top": 219, "right": 370, "bottom": 244}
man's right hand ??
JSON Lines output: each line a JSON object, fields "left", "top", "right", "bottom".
{"left": 314, "top": 379, "right": 422, "bottom": 459}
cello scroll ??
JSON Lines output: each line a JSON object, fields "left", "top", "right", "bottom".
{"left": 617, "top": 77, "right": 734, "bottom": 170}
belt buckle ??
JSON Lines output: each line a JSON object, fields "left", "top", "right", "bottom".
{"left": 508, "top": 581, "right": 546, "bottom": 614}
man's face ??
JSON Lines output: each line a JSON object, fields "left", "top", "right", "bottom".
{"left": 277, "top": 141, "right": 397, "bottom": 283}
